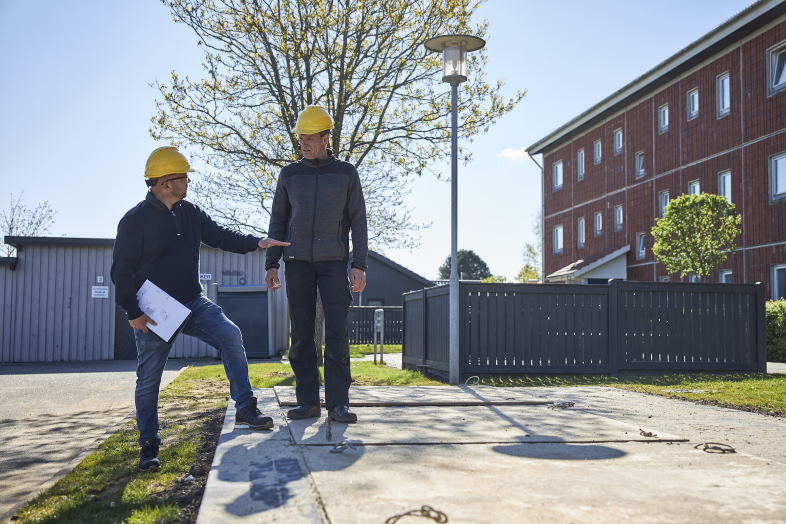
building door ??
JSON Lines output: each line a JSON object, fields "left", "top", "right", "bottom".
{"left": 218, "top": 288, "right": 269, "bottom": 358}
{"left": 114, "top": 307, "right": 137, "bottom": 360}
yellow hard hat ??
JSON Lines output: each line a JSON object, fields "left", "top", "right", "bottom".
{"left": 292, "top": 105, "right": 334, "bottom": 135}
{"left": 144, "top": 146, "right": 195, "bottom": 179}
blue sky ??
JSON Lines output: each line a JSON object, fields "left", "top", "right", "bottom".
{"left": 0, "top": 0, "right": 755, "bottom": 280}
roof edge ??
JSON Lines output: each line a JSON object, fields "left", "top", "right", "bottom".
{"left": 4, "top": 236, "right": 115, "bottom": 248}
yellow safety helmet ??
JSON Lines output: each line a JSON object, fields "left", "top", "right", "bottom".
{"left": 292, "top": 105, "right": 334, "bottom": 135}
{"left": 144, "top": 146, "right": 195, "bottom": 179}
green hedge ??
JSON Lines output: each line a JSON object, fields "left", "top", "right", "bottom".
{"left": 766, "top": 300, "right": 786, "bottom": 362}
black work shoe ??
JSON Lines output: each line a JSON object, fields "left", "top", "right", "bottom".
{"left": 139, "top": 440, "right": 160, "bottom": 471}
{"left": 328, "top": 405, "right": 357, "bottom": 424}
{"left": 286, "top": 405, "right": 321, "bottom": 420}
{"left": 236, "top": 397, "right": 274, "bottom": 430}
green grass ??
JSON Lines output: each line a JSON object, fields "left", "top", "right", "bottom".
{"left": 349, "top": 343, "right": 402, "bottom": 358}
{"left": 476, "top": 372, "right": 786, "bottom": 415}
{"left": 10, "top": 361, "right": 438, "bottom": 523}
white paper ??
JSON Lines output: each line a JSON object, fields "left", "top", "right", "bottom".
{"left": 135, "top": 280, "right": 191, "bottom": 342}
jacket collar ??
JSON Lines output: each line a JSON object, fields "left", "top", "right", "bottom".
{"left": 145, "top": 190, "right": 182, "bottom": 211}
{"left": 301, "top": 149, "right": 337, "bottom": 168}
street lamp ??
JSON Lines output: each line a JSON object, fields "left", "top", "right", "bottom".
{"left": 424, "top": 34, "right": 485, "bottom": 385}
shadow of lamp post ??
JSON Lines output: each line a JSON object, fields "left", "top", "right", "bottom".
{"left": 423, "top": 34, "right": 485, "bottom": 384}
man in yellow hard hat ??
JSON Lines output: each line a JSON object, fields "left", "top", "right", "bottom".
{"left": 111, "top": 146, "right": 290, "bottom": 471}
{"left": 265, "top": 105, "right": 368, "bottom": 424}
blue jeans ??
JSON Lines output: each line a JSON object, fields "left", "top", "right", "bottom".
{"left": 133, "top": 295, "right": 254, "bottom": 444}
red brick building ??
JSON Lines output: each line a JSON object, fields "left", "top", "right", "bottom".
{"left": 527, "top": 0, "right": 786, "bottom": 299}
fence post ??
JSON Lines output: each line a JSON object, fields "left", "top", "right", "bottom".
{"left": 422, "top": 287, "right": 429, "bottom": 368}
{"left": 755, "top": 282, "right": 767, "bottom": 373}
{"left": 608, "top": 278, "right": 620, "bottom": 373}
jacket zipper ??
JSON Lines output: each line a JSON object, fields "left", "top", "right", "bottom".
{"left": 311, "top": 173, "right": 318, "bottom": 260}
{"left": 171, "top": 205, "right": 182, "bottom": 237}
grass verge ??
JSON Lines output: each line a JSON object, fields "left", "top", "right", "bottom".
{"left": 9, "top": 361, "right": 438, "bottom": 523}
{"left": 476, "top": 372, "right": 786, "bottom": 416}
{"left": 349, "top": 343, "right": 402, "bottom": 358}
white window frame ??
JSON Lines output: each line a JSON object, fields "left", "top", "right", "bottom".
{"left": 613, "top": 128, "right": 623, "bottom": 154}
{"left": 594, "top": 211, "right": 603, "bottom": 237}
{"left": 716, "top": 72, "right": 731, "bottom": 117}
{"left": 577, "top": 217, "right": 585, "bottom": 248}
{"left": 719, "top": 270, "right": 732, "bottom": 283}
{"left": 767, "top": 40, "right": 786, "bottom": 96}
{"left": 658, "top": 190, "right": 670, "bottom": 217}
{"left": 552, "top": 160, "right": 563, "bottom": 190}
{"left": 553, "top": 225, "right": 564, "bottom": 254}
{"left": 659, "top": 276, "right": 671, "bottom": 283}
{"left": 594, "top": 139, "right": 602, "bottom": 164}
{"left": 688, "top": 179, "right": 700, "bottom": 195}
{"left": 687, "top": 88, "right": 699, "bottom": 120}
{"left": 636, "top": 233, "right": 646, "bottom": 260}
{"left": 577, "top": 149, "right": 585, "bottom": 180}
{"left": 770, "top": 152, "right": 786, "bottom": 202}
{"left": 635, "top": 151, "right": 646, "bottom": 178}
{"left": 689, "top": 274, "right": 701, "bottom": 283}
{"left": 718, "top": 170, "right": 732, "bottom": 204}
{"left": 658, "top": 104, "right": 669, "bottom": 133}
{"left": 614, "top": 205, "right": 623, "bottom": 231}
{"left": 773, "top": 263, "right": 786, "bottom": 300}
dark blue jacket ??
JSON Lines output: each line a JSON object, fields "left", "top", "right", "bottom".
{"left": 265, "top": 153, "right": 368, "bottom": 271}
{"left": 111, "top": 192, "right": 259, "bottom": 320}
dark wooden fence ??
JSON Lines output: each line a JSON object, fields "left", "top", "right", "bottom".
{"left": 403, "top": 280, "right": 766, "bottom": 378}
{"left": 349, "top": 306, "right": 403, "bottom": 344}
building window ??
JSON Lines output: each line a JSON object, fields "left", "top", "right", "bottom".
{"left": 688, "top": 180, "right": 700, "bottom": 195}
{"left": 552, "top": 160, "right": 563, "bottom": 190}
{"left": 594, "top": 211, "right": 603, "bottom": 236}
{"left": 553, "top": 225, "right": 564, "bottom": 254}
{"left": 774, "top": 264, "right": 786, "bottom": 299}
{"left": 719, "top": 270, "right": 732, "bottom": 283}
{"left": 687, "top": 88, "right": 699, "bottom": 120}
{"left": 717, "top": 72, "right": 731, "bottom": 117}
{"left": 658, "top": 104, "right": 669, "bottom": 133}
{"left": 767, "top": 40, "right": 786, "bottom": 95}
{"left": 367, "top": 299, "right": 384, "bottom": 306}
{"left": 614, "top": 205, "right": 623, "bottom": 231}
{"left": 659, "top": 190, "right": 670, "bottom": 217}
{"left": 577, "top": 217, "right": 585, "bottom": 248}
{"left": 635, "top": 151, "right": 646, "bottom": 178}
{"left": 771, "top": 152, "right": 786, "bottom": 201}
{"left": 613, "top": 128, "right": 623, "bottom": 154}
{"left": 659, "top": 276, "right": 671, "bottom": 283}
{"left": 718, "top": 170, "right": 732, "bottom": 204}
{"left": 577, "top": 149, "right": 585, "bottom": 180}
{"left": 594, "top": 140, "right": 602, "bottom": 164}
{"left": 636, "top": 232, "right": 646, "bottom": 259}
{"left": 689, "top": 274, "right": 701, "bottom": 283}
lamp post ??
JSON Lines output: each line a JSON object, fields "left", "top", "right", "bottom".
{"left": 424, "top": 34, "right": 485, "bottom": 385}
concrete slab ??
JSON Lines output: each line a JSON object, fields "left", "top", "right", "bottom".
{"left": 301, "top": 441, "right": 786, "bottom": 523}
{"left": 286, "top": 405, "right": 684, "bottom": 446}
{"left": 273, "top": 385, "right": 558, "bottom": 406}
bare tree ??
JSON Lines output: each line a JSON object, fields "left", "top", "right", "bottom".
{"left": 152, "top": 0, "right": 525, "bottom": 248}
{"left": 0, "top": 193, "right": 56, "bottom": 256}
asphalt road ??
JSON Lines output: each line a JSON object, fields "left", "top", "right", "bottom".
{"left": 0, "top": 360, "right": 190, "bottom": 521}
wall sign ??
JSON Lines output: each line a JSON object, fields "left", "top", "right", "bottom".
{"left": 91, "top": 286, "right": 109, "bottom": 299}
{"left": 199, "top": 273, "right": 213, "bottom": 281}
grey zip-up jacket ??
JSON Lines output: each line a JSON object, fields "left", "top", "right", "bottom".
{"left": 265, "top": 153, "right": 368, "bottom": 271}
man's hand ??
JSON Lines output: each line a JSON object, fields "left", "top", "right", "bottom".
{"left": 351, "top": 268, "right": 366, "bottom": 293}
{"left": 258, "top": 237, "right": 291, "bottom": 249}
{"left": 128, "top": 314, "right": 157, "bottom": 334}
{"left": 265, "top": 268, "right": 282, "bottom": 292}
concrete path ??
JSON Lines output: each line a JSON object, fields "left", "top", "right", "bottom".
{"left": 198, "top": 385, "right": 786, "bottom": 523}
{"left": 0, "top": 360, "right": 189, "bottom": 520}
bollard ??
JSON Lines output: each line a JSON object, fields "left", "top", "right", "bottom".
{"left": 373, "top": 308, "right": 385, "bottom": 365}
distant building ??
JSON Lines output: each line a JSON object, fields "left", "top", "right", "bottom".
{"left": 352, "top": 250, "right": 434, "bottom": 306}
{"left": 0, "top": 237, "right": 430, "bottom": 362}
{"left": 527, "top": 0, "right": 786, "bottom": 299}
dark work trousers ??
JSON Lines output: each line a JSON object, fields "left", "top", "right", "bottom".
{"left": 284, "top": 260, "right": 353, "bottom": 409}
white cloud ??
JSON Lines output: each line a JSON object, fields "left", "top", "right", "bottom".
{"left": 498, "top": 147, "right": 528, "bottom": 162}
